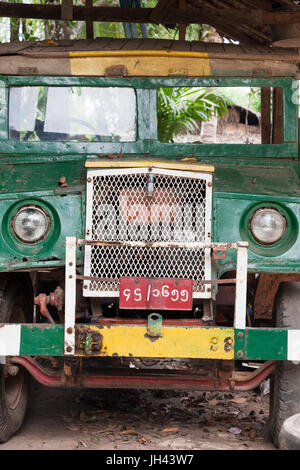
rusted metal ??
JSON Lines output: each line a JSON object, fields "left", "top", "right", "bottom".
{"left": 253, "top": 273, "right": 300, "bottom": 319}
{"left": 94, "top": 318, "right": 205, "bottom": 326}
{"left": 34, "top": 286, "right": 64, "bottom": 324}
{"left": 77, "top": 274, "right": 236, "bottom": 285}
{"left": 212, "top": 247, "right": 227, "bottom": 260}
{"left": 34, "top": 294, "right": 55, "bottom": 324}
{"left": 77, "top": 239, "right": 245, "bottom": 249}
{"left": 10, "top": 356, "right": 275, "bottom": 392}
{"left": 75, "top": 327, "right": 103, "bottom": 355}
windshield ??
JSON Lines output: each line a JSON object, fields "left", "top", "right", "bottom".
{"left": 9, "top": 86, "right": 137, "bottom": 142}
{"left": 157, "top": 86, "right": 283, "bottom": 145}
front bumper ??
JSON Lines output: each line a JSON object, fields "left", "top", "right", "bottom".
{"left": 1, "top": 238, "right": 300, "bottom": 363}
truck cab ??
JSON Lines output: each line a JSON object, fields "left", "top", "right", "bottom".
{"left": 0, "top": 38, "right": 300, "bottom": 446}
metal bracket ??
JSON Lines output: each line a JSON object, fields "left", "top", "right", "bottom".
{"left": 147, "top": 313, "right": 163, "bottom": 338}
{"left": 75, "top": 327, "right": 103, "bottom": 355}
{"left": 213, "top": 247, "right": 227, "bottom": 260}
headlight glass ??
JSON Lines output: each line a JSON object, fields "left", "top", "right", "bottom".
{"left": 250, "top": 208, "right": 287, "bottom": 245}
{"left": 12, "top": 206, "right": 49, "bottom": 243}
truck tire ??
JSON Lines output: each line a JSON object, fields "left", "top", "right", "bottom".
{"left": 269, "top": 282, "right": 300, "bottom": 448}
{"left": 278, "top": 413, "right": 300, "bottom": 450}
{"left": 0, "top": 274, "right": 33, "bottom": 443}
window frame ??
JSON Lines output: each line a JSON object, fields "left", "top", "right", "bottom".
{"left": 0, "top": 75, "right": 297, "bottom": 159}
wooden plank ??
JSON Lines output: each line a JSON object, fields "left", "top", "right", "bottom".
{"left": 149, "top": 0, "right": 170, "bottom": 24}
{"left": 241, "top": 0, "right": 274, "bottom": 10}
{"left": 178, "top": 0, "right": 186, "bottom": 41}
{"left": 261, "top": 87, "right": 271, "bottom": 144}
{"left": 272, "top": 87, "right": 283, "bottom": 144}
{"left": 1, "top": 3, "right": 300, "bottom": 25}
{"left": 170, "top": 39, "right": 191, "bottom": 51}
{"left": 1, "top": 38, "right": 299, "bottom": 64}
{"left": 85, "top": 0, "right": 93, "bottom": 40}
{"left": 138, "top": 39, "right": 160, "bottom": 50}
{"left": 61, "top": 0, "right": 73, "bottom": 21}
{"left": 190, "top": 41, "right": 208, "bottom": 52}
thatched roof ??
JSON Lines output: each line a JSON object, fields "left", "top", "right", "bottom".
{"left": 185, "top": 0, "right": 300, "bottom": 46}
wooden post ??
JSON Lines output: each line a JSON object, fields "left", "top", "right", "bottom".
{"left": 261, "top": 87, "right": 271, "bottom": 144}
{"left": 178, "top": 0, "right": 186, "bottom": 40}
{"left": 86, "top": 0, "right": 93, "bottom": 39}
{"left": 61, "top": 0, "right": 73, "bottom": 21}
{"left": 272, "top": 87, "right": 283, "bottom": 144}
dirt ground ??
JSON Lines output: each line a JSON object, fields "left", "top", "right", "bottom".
{"left": 0, "top": 378, "right": 276, "bottom": 451}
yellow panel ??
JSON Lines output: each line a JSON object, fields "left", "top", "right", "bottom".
{"left": 77, "top": 325, "right": 234, "bottom": 360}
{"left": 70, "top": 55, "right": 211, "bottom": 77}
{"left": 85, "top": 159, "right": 215, "bottom": 173}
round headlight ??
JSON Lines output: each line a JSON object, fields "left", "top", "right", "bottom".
{"left": 250, "top": 208, "right": 287, "bottom": 245}
{"left": 12, "top": 206, "right": 49, "bottom": 243}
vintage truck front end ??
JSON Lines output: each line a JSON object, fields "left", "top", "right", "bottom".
{"left": 1, "top": 39, "right": 300, "bottom": 445}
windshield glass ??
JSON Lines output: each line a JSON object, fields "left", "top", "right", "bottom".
{"left": 157, "top": 86, "right": 282, "bottom": 145}
{"left": 9, "top": 86, "right": 137, "bottom": 142}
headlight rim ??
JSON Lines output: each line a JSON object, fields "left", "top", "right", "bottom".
{"left": 11, "top": 204, "right": 51, "bottom": 245}
{"left": 2, "top": 199, "right": 61, "bottom": 256}
{"left": 240, "top": 202, "right": 298, "bottom": 257}
{"left": 248, "top": 207, "right": 287, "bottom": 246}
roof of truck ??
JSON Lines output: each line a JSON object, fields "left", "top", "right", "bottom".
{"left": 0, "top": 38, "right": 299, "bottom": 78}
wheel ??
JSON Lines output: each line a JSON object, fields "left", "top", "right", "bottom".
{"left": 0, "top": 274, "right": 33, "bottom": 443}
{"left": 278, "top": 413, "right": 300, "bottom": 449}
{"left": 269, "top": 282, "right": 300, "bottom": 447}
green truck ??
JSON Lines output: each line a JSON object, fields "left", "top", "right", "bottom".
{"left": 0, "top": 37, "right": 300, "bottom": 447}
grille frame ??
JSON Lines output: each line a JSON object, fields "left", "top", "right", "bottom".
{"left": 83, "top": 167, "right": 213, "bottom": 299}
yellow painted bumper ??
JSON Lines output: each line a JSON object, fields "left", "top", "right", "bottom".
{"left": 75, "top": 324, "right": 235, "bottom": 359}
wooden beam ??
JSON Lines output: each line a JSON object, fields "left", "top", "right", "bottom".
{"left": 178, "top": 0, "right": 186, "bottom": 41}
{"left": 61, "top": 0, "right": 73, "bottom": 21}
{"left": 261, "top": 87, "right": 271, "bottom": 144}
{"left": 149, "top": 0, "right": 169, "bottom": 24}
{"left": 1, "top": 3, "right": 300, "bottom": 26}
{"left": 86, "top": 0, "right": 93, "bottom": 40}
{"left": 272, "top": 87, "right": 283, "bottom": 144}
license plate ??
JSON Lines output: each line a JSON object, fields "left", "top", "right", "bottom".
{"left": 119, "top": 277, "right": 193, "bottom": 310}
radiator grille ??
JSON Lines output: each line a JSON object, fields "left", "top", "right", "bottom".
{"left": 84, "top": 168, "right": 212, "bottom": 297}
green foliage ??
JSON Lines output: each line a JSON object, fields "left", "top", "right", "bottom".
{"left": 157, "top": 87, "right": 228, "bottom": 143}
{"left": 218, "top": 87, "right": 261, "bottom": 113}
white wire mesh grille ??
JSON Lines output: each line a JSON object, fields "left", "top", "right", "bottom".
{"left": 84, "top": 169, "right": 211, "bottom": 296}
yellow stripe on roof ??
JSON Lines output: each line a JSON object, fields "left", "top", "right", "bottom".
{"left": 69, "top": 50, "right": 209, "bottom": 58}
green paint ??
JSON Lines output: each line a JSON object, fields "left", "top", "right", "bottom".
{"left": 0, "top": 75, "right": 299, "bottom": 274}
{"left": 235, "top": 328, "right": 288, "bottom": 360}
{"left": 15, "top": 324, "right": 293, "bottom": 360}
{"left": 147, "top": 313, "right": 163, "bottom": 338}
{"left": 20, "top": 324, "right": 64, "bottom": 356}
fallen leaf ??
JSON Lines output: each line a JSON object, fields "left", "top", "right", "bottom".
{"left": 120, "top": 429, "right": 137, "bottom": 435}
{"left": 249, "top": 429, "right": 257, "bottom": 439}
{"left": 138, "top": 437, "right": 147, "bottom": 445}
{"left": 81, "top": 426, "right": 89, "bottom": 434}
{"left": 80, "top": 411, "right": 97, "bottom": 423}
{"left": 80, "top": 411, "right": 88, "bottom": 422}
{"left": 78, "top": 440, "right": 88, "bottom": 448}
{"left": 61, "top": 415, "right": 73, "bottom": 424}
{"left": 229, "top": 398, "right": 248, "bottom": 404}
{"left": 161, "top": 427, "right": 180, "bottom": 433}
{"left": 208, "top": 398, "right": 218, "bottom": 406}
{"left": 66, "top": 424, "right": 80, "bottom": 432}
